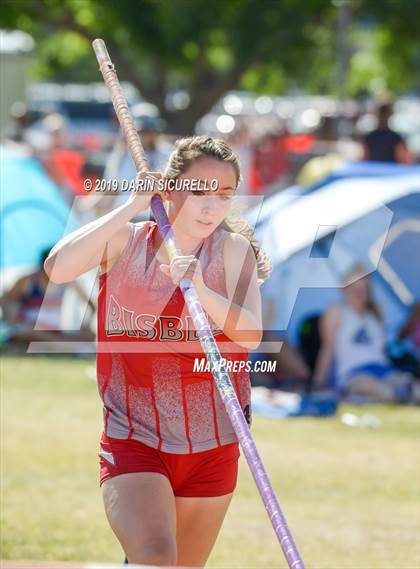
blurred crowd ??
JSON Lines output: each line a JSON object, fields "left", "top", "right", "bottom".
{"left": 1, "top": 87, "right": 419, "bottom": 405}
{"left": 3, "top": 91, "right": 417, "bottom": 204}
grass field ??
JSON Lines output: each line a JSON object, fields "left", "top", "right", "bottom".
{"left": 1, "top": 355, "right": 419, "bottom": 569}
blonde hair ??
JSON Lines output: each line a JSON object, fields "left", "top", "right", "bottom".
{"left": 342, "top": 263, "right": 382, "bottom": 321}
{"left": 164, "top": 135, "right": 272, "bottom": 282}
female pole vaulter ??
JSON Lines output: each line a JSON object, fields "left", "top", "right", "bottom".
{"left": 45, "top": 135, "right": 272, "bottom": 566}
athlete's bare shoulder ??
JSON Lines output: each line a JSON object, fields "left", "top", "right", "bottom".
{"left": 223, "top": 231, "right": 255, "bottom": 266}
{"left": 222, "top": 230, "right": 251, "bottom": 248}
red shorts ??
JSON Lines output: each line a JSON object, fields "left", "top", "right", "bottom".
{"left": 99, "top": 433, "right": 240, "bottom": 497}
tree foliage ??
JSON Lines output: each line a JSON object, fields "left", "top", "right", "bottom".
{"left": 1, "top": 0, "right": 418, "bottom": 133}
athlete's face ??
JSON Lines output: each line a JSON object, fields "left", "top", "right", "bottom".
{"left": 165, "top": 157, "right": 237, "bottom": 239}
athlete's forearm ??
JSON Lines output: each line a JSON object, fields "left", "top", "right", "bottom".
{"left": 196, "top": 283, "right": 262, "bottom": 349}
{"left": 44, "top": 197, "right": 144, "bottom": 284}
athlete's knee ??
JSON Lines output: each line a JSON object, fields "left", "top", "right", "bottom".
{"left": 127, "top": 536, "right": 177, "bottom": 566}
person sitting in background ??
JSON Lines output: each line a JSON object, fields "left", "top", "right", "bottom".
{"left": 362, "top": 103, "right": 413, "bottom": 164}
{"left": 313, "top": 264, "right": 419, "bottom": 403}
{"left": 0, "top": 249, "right": 95, "bottom": 351}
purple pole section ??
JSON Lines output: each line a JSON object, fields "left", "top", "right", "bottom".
{"left": 151, "top": 196, "right": 305, "bottom": 569}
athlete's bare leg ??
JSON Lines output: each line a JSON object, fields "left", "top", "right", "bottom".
{"left": 102, "top": 472, "right": 177, "bottom": 566}
{"left": 175, "top": 493, "right": 233, "bottom": 567}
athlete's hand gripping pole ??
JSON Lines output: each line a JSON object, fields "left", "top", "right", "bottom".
{"left": 92, "top": 38, "right": 305, "bottom": 569}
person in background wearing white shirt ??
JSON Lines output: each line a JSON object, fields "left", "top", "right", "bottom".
{"left": 313, "top": 264, "right": 419, "bottom": 403}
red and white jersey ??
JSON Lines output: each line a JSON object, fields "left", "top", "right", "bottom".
{"left": 97, "top": 221, "right": 251, "bottom": 453}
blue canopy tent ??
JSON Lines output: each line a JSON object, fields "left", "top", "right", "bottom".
{"left": 250, "top": 162, "right": 419, "bottom": 347}
{"left": 0, "top": 146, "right": 77, "bottom": 271}
{"left": 0, "top": 147, "right": 97, "bottom": 338}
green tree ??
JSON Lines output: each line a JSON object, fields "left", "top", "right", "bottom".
{"left": 0, "top": 0, "right": 334, "bottom": 133}
{"left": 1, "top": 0, "right": 418, "bottom": 133}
